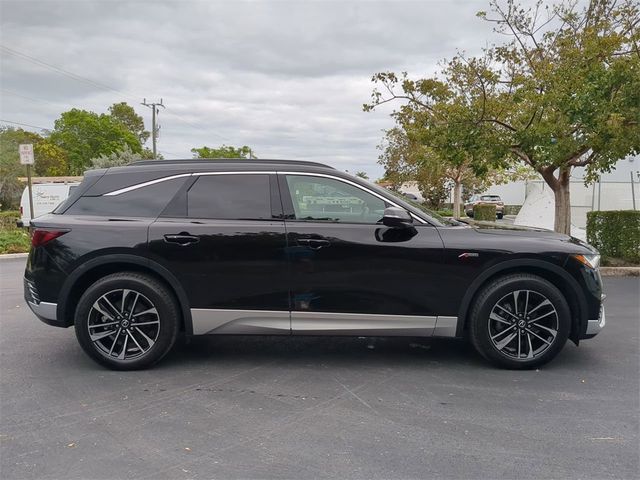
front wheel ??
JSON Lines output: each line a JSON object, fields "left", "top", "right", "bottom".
{"left": 74, "top": 272, "right": 180, "bottom": 370}
{"left": 469, "top": 274, "right": 570, "bottom": 369}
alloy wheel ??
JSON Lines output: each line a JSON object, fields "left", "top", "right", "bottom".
{"left": 87, "top": 289, "right": 160, "bottom": 361}
{"left": 487, "top": 289, "right": 559, "bottom": 360}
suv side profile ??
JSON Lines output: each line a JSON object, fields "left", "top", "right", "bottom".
{"left": 24, "top": 159, "right": 605, "bottom": 370}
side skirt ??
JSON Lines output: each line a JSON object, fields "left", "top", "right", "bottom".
{"left": 190, "top": 309, "right": 458, "bottom": 337}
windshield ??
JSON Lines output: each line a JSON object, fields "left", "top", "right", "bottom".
{"left": 481, "top": 195, "right": 501, "bottom": 201}
{"left": 383, "top": 188, "right": 461, "bottom": 226}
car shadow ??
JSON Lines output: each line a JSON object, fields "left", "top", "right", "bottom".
{"left": 158, "top": 335, "right": 486, "bottom": 370}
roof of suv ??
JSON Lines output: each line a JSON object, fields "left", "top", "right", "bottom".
{"left": 128, "top": 158, "right": 335, "bottom": 169}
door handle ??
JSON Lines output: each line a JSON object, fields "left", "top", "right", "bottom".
{"left": 164, "top": 233, "right": 200, "bottom": 246}
{"left": 297, "top": 238, "right": 331, "bottom": 250}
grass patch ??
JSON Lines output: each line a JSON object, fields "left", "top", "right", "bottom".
{"left": 0, "top": 228, "right": 30, "bottom": 254}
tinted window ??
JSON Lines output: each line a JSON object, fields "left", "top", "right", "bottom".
{"left": 187, "top": 174, "right": 272, "bottom": 219}
{"left": 65, "top": 178, "right": 186, "bottom": 217}
{"left": 285, "top": 175, "right": 386, "bottom": 224}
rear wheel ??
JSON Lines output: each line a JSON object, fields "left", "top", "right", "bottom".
{"left": 497, "top": 213, "right": 504, "bottom": 219}
{"left": 74, "top": 272, "right": 179, "bottom": 370}
{"left": 469, "top": 274, "right": 570, "bottom": 369}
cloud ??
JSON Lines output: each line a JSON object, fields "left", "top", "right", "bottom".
{"left": 0, "top": 0, "right": 495, "bottom": 178}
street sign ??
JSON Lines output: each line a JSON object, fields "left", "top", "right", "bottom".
{"left": 19, "top": 144, "right": 35, "bottom": 221}
{"left": 19, "top": 144, "right": 34, "bottom": 165}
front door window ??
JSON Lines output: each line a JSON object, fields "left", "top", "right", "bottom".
{"left": 285, "top": 175, "right": 387, "bottom": 224}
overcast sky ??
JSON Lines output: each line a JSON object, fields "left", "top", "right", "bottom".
{"left": 1, "top": 0, "right": 498, "bottom": 178}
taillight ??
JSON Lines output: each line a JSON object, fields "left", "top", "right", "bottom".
{"left": 31, "top": 229, "right": 69, "bottom": 247}
{"left": 20, "top": 206, "right": 23, "bottom": 215}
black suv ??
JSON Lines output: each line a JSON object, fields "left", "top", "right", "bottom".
{"left": 24, "top": 159, "right": 605, "bottom": 370}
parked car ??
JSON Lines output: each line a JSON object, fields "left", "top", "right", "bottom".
{"left": 24, "top": 159, "right": 605, "bottom": 370}
{"left": 465, "top": 194, "right": 504, "bottom": 219}
{"left": 18, "top": 182, "right": 80, "bottom": 227}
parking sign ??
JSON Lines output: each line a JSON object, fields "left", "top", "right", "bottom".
{"left": 19, "top": 144, "right": 34, "bottom": 165}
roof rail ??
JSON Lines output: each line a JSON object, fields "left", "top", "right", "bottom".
{"left": 128, "top": 158, "right": 335, "bottom": 169}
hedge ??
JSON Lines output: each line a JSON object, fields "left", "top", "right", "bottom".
{"left": 0, "top": 210, "right": 20, "bottom": 229}
{"left": 504, "top": 205, "right": 522, "bottom": 216}
{"left": 586, "top": 210, "right": 640, "bottom": 262}
{"left": 473, "top": 204, "right": 497, "bottom": 221}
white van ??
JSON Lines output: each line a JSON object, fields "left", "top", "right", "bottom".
{"left": 19, "top": 182, "right": 80, "bottom": 227}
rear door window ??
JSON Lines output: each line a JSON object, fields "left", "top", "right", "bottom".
{"left": 187, "top": 174, "right": 272, "bottom": 220}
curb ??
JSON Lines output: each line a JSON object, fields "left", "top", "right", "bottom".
{"left": 600, "top": 267, "right": 640, "bottom": 277}
{"left": 0, "top": 253, "right": 28, "bottom": 260}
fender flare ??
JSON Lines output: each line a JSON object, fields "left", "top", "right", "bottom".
{"left": 57, "top": 254, "right": 193, "bottom": 334}
{"left": 456, "top": 258, "right": 588, "bottom": 338}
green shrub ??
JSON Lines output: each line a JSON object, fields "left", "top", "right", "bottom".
{"left": 0, "top": 228, "right": 30, "bottom": 254}
{"left": 586, "top": 210, "right": 640, "bottom": 262}
{"left": 504, "top": 205, "right": 522, "bottom": 216}
{"left": 0, "top": 210, "right": 20, "bottom": 229}
{"left": 473, "top": 204, "right": 497, "bottom": 221}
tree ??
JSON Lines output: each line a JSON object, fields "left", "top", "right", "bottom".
{"left": 367, "top": 73, "right": 507, "bottom": 217}
{"left": 89, "top": 145, "right": 143, "bottom": 169}
{"left": 33, "top": 140, "right": 68, "bottom": 176}
{"left": 50, "top": 109, "right": 142, "bottom": 175}
{"left": 366, "top": 0, "right": 640, "bottom": 234}
{"left": 355, "top": 171, "right": 370, "bottom": 179}
{"left": 191, "top": 145, "right": 254, "bottom": 159}
{"left": 109, "top": 102, "right": 150, "bottom": 144}
{"left": 378, "top": 126, "right": 531, "bottom": 212}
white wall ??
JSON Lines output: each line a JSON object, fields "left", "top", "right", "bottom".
{"left": 478, "top": 156, "right": 640, "bottom": 226}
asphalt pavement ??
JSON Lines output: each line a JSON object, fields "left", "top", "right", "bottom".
{"left": 1, "top": 257, "right": 638, "bottom": 479}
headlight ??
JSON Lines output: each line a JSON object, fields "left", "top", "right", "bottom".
{"left": 573, "top": 254, "right": 601, "bottom": 269}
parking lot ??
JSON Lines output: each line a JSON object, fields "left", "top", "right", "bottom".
{"left": 1, "top": 256, "right": 638, "bottom": 479}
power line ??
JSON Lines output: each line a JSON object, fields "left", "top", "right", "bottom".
{"left": 0, "top": 44, "right": 137, "bottom": 99}
{"left": 162, "top": 106, "right": 228, "bottom": 142}
{"left": 1, "top": 44, "right": 234, "bottom": 144}
{"left": 1, "top": 88, "right": 59, "bottom": 107}
{"left": 0, "top": 119, "right": 50, "bottom": 130}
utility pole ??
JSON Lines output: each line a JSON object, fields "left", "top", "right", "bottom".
{"left": 141, "top": 98, "right": 165, "bottom": 158}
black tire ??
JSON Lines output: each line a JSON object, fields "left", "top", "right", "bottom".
{"left": 497, "top": 213, "right": 504, "bottom": 219}
{"left": 469, "top": 274, "right": 570, "bottom": 369}
{"left": 74, "top": 272, "right": 179, "bottom": 370}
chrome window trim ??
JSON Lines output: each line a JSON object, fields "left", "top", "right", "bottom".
{"left": 103, "top": 171, "right": 274, "bottom": 196}
{"left": 104, "top": 173, "right": 192, "bottom": 196}
{"left": 195, "top": 171, "right": 275, "bottom": 176}
{"left": 101, "top": 170, "right": 428, "bottom": 224}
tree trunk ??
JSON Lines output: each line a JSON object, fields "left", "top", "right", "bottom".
{"left": 539, "top": 166, "right": 572, "bottom": 235}
{"left": 453, "top": 179, "right": 462, "bottom": 219}
{"left": 553, "top": 176, "right": 571, "bottom": 235}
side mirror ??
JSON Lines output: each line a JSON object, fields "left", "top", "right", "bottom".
{"left": 382, "top": 207, "right": 413, "bottom": 228}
